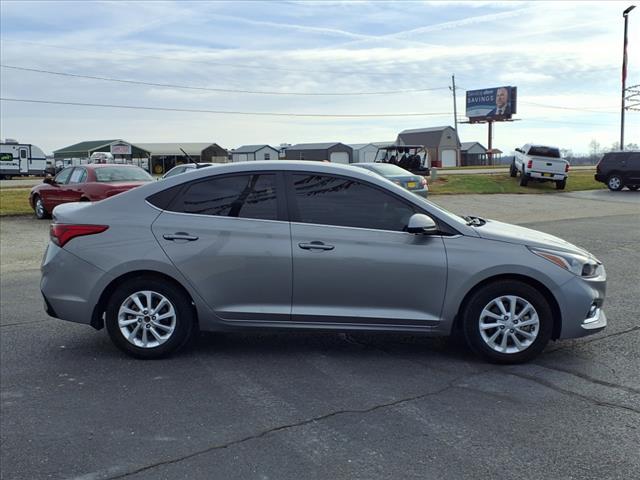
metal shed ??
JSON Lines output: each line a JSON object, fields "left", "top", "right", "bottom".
{"left": 284, "top": 142, "right": 353, "bottom": 164}
{"left": 53, "top": 140, "right": 151, "bottom": 170}
{"left": 460, "top": 141, "right": 489, "bottom": 166}
{"left": 134, "top": 142, "right": 228, "bottom": 174}
{"left": 231, "top": 145, "right": 280, "bottom": 162}
{"left": 397, "top": 126, "right": 460, "bottom": 167}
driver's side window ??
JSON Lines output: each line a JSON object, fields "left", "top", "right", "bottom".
{"left": 54, "top": 167, "right": 74, "bottom": 185}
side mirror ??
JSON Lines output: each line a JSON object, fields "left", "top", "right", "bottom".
{"left": 407, "top": 213, "right": 438, "bottom": 234}
{"left": 43, "top": 176, "right": 55, "bottom": 185}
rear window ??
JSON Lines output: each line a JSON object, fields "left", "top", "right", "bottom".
{"left": 528, "top": 146, "right": 560, "bottom": 158}
{"left": 94, "top": 167, "right": 152, "bottom": 182}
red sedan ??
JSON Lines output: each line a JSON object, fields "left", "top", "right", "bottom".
{"left": 30, "top": 164, "right": 153, "bottom": 219}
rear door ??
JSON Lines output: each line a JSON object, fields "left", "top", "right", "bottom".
{"left": 151, "top": 171, "right": 292, "bottom": 322}
{"left": 287, "top": 172, "right": 447, "bottom": 328}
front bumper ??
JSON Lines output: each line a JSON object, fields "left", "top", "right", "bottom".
{"left": 557, "top": 273, "right": 607, "bottom": 339}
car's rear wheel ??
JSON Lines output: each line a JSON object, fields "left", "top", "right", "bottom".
{"left": 607, "top": 174, "right": 623, "bottom": 191}
{"left": 105, "top": 276, "right": 195, "bottom": 359}
{"left": 519, "top": 173, "right": 529, "bottom": 186}
{"left": 33, "top": 195, "right": 50, "bottom": 220}
{"left": 462, "top": 281, "right": 553, "bottom": 364}
{"left": 628, "top": 185, "right": 639, "bottom": 191}
{"left": 555, "top": 179, "right": 566, "bottom": 190}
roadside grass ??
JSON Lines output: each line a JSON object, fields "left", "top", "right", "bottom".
{"left": 429, "top": 171, "right": 605, "bottom": 195}
{"left": 0, "top": 188, "right": 33, "bottom": 216}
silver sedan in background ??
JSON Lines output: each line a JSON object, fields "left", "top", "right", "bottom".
{"left": 352, "top": 162, "right": 429, "bottom": 197}
{"left": 41, "top": 161, "right": 606, "bottom": 363}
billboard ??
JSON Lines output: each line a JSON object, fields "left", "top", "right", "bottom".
{"left": 110, "top": 142, "right": 132, "bottom": 155}
{"left": 466, "top": 86, "right": 517, "bottom": 121}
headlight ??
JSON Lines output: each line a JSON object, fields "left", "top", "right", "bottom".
{"left": 528, "top": 247, "right": 603, "bottom": 278}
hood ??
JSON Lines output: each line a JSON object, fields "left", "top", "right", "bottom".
{"left": 474, "top": 219, "right": 593, "bottom": 257}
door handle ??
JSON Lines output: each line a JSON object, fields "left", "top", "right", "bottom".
{"left": 298, "top": 241, "right": 334, "bottom": 251}
{"left": 163, "top": 232, "right": 199, "bottom": 241}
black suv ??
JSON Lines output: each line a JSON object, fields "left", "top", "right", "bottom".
{"left": 594, "top": 151, "right": 640, "bottom": 191}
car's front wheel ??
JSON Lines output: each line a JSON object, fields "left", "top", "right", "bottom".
{"left": 607, "top": 174, "right": 623, "bottom": 191}
{"left": 33, "top": 195, "right": 50, "bottom": 220}
{"left": 105, "top": 276, "right": 196, "bottom": 359}
{"left": 462, "top": 281, "right": 553, "bottom": 364}
{"left": 509, "top": 163, "right": 518, "bottom": 178}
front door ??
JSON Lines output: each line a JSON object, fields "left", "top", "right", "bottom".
{"left": 19, "top": 148, "right": 29, "bottom": 173}
{"left": 151, "top": 172, "right": 292, "bottom": 323}
{"left": 287, "top": 173, "right": 448, "bottom": 328}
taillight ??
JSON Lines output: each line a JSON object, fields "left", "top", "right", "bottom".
{"left": 50, "top": 224, "right": 109, "bottom": 247}
{"left": 565, "top": 163, "right": 570, "bottom": 172}
{"left": 527, "top": 160, "right": 533, "bottom": 169}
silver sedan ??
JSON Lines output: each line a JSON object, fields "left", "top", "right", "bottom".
{"left": 41, "top": 161, "right": 606, "bottom": 363}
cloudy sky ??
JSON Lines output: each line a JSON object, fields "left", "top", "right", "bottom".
{"left": 1, "top": 0, "right": 639, "bottom": 155}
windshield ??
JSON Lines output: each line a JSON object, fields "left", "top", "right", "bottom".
{"left": 528, "top": 146, "right": 560, "bottom": 158}
{"left": 94, "top": 167, "right": 152, "bottom": 182}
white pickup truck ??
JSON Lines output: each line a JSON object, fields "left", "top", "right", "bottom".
{"left": 511, "top": 144, "right": 569, "bottom": 190}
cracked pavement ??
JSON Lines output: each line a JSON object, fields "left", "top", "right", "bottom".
{"left": 1, "top": 193, "right": 639, "bottom": 479}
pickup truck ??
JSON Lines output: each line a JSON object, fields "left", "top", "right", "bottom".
{"left": 511, "top": 144, "right": 569, "bottom": 189}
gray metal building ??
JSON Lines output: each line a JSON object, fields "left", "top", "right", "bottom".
{"left": 284, "top": 142, "right": 353, "bottom": 164}
{"left": 397, "top": 126, "right": 460, "bottom": 167}
{"left": 460, "top": 141, "right": 488, "bottom": 166}
{"left": 231, "top": 145, "right": 280, "bottom": 162}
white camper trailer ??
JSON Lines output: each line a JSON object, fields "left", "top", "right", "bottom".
{"left": 0, "top": 139, "right": 47, "bottom": 179}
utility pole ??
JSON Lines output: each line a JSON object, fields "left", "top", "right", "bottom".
{"left": 451, "top": 74, "right": 459, "bottom": 166}
{"left": 621, "top": 5, "right": 636, "bottom": 150}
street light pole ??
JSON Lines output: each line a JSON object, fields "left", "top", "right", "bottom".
{"left": 621, "top": 5, "right": 636, "bottom": 151}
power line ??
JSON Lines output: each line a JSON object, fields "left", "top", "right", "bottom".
{"left": 0, "top": 97, "right": 453, "bottom": 118}
{"left": 519, "top": 101, "right": 618, "bottom": 114}
{"left": 0, "top": 64, "right": 449, "bottom": 96}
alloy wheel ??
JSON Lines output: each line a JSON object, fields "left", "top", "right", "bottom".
{"left": 478, "top": 295, "right": 539, "bottom": 354}
{"left": 117, "top": 290, "right": 177, "bottom": 348}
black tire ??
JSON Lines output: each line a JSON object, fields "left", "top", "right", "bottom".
{"left": 607, "top": 174, "right": 623, "bottom": 191}
{"left": 555, "top": 178, "right": 566, "bottom": 190}
{"left": 462, "top": 280, "right": 553, "bottom": 364}
{"left": 33, "top": 195, "right": 51, "bottom": 220}
{"left": 519, "top": 173, "right": 529, "bottom": 187}
{"left": 627, "top": 185, "right": 639, "bottom": 191}
{"left": 105, "top": 276, "right": 195, "bottom": 359}
{"left": 509, "top": 163, "right": 517, "bottom": 178}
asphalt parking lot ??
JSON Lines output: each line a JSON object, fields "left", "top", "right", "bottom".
{"left": 1, "top": 192, "right": 639, "bottom": 480}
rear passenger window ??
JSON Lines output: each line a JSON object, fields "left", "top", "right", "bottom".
{"left": 168, "top": 174, "right": 277, "bottom": 220}
{"left": 291, "top": 174, "right": 415, "bottom": 232}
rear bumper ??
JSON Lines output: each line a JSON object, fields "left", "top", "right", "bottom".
{"left": 41, "top": 243, "right": 107, "bottom": 325}
{"left": 529, "top": 171, "right": 565, "bottom": 181}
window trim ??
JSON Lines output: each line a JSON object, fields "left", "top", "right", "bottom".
{"left": 54, "top": 167, "right": 74, "bottom": 185}
{"left": 163, "top": 171, "right": 288, "bottom": 222}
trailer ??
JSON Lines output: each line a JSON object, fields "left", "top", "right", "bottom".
{"left": 0, "top": 139, "right": 47, "bottom": 179}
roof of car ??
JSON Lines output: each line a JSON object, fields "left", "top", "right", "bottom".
{"left": 78, "top": 163, "right": 144, "bottom": 169}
